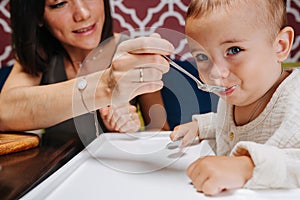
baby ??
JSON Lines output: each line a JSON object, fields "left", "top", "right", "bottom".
{"left": 170, "top": 0, "right": 300, "bottom": 196}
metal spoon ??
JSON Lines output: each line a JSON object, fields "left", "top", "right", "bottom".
{"left": 162, "top": 55, "right": 236, "bottom": 93}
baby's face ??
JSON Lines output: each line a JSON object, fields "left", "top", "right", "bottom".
{"left": 186, "top": 1, "right": 281, "bottom": 106}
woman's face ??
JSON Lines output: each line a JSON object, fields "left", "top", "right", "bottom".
{"left": 43, "top": 0, "right": 105, "bottom": 56}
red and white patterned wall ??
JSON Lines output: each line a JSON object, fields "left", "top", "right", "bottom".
{"left": 1, "top": 0, "right": 300, "bottom": 68}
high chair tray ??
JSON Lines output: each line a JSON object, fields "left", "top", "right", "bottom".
{"left": 22, "top": 131, "right": 300, "bottom": 200}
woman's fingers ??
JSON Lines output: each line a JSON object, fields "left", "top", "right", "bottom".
{"left": 104, "top": 34, "right": 174, "bottom": 106}
{"left": 115, "top": 35, "right": 174, "bottom": 58}
{"left": 112, "top": 65, "right": 164, "bottom": 83}
{"left": 118, "top": 112, "right": 141, "bottom": 132}
{"left": 99, "top": 106, "right": 110, "bottom": 118}
{"left": 108, "top": 73, "right": 165, "bottom": 106}
{"left": 99, "top": 106, "right": 117, "bottom": 132}
{"left": 104, "top": 104, "right": 141, "bottom": 133}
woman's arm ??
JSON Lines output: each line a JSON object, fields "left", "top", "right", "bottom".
{"left": 0, "top": 61, "right": 109, "bottom": 131}
{"left": 0, "top": 35, "right": 174, "bottom": 132}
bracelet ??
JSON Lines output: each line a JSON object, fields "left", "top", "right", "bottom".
{"left": 77, "top": 77, "right": 91, "bottom": 113}
{"left": 77, "top": 77, "right": 100, "bottom": 137}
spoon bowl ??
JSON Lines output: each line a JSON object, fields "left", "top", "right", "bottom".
{"left": 162, "top": 55, "right": 236, "bottom": 93}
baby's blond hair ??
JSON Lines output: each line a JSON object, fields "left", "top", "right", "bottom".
{"left": 186, "top": 0, "right": 287, "bottom": 41}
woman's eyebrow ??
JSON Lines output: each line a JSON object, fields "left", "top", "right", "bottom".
{"left": 46, "top": 0, "right": 59, "bottom": 3}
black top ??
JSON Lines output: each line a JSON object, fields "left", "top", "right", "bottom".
{"left": 40, "top": 54, "right": 107, "bottom": 147}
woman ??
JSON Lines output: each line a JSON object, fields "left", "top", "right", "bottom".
{"left": 0, "top": 0, "right": 173, "bottom": 140}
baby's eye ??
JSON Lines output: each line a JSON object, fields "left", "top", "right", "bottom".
{"left": 227, "top": 47, "right": 243, "bottom": 55}
{"left": 195, "top": 53, "right": 209, "bottom": 62}
{"left": 50, "top": 2, "right": 66, "bottom": 9}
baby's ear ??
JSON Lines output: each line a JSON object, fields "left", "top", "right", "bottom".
{"left": 275, "top": 26, "right": 294, "bottom": 62}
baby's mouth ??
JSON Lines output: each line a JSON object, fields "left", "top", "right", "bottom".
{"left": 219, "top": 85, "right": 238, "bottom": 95}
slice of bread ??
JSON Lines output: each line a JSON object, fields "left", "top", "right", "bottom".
{"left": 0, "top": 133, "right": 40, "bottom": 155}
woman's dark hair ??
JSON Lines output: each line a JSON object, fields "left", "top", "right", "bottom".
{"left": 10, "top": 0, "right": 113, "bottom": 76}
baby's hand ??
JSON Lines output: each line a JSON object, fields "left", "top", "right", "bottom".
{"left": 186, "top": 155, "right": 254, "bottom": 196}
{"left": 100, "top": 103, "right": 141, "bottom": 133}
{"left": 169, "top": 121, "right": 199, "bottom": 147}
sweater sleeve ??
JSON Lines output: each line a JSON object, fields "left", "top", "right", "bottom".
{"left": 230, "top": 103, "right": 300, "bottom": 189}
{"left": 192, "top": 112, "right": 217, "bottom": 139}
{"left": 231, "top": 141, "right": 300, "bottom": 189}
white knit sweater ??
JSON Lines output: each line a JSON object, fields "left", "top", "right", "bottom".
{"left": 192, "top": 68, "right": 300, "bottom": 189}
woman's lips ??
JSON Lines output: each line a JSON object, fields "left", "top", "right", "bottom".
{"left": 73, "top": 24, "right": 96, "bottom": 34}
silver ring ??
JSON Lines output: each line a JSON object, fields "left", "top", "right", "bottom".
{"left": 139, "top": 68, "right": 144, "bottom": 82}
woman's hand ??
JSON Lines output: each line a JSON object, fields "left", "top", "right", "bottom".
{"left": 99, "top": 103, "right": 141, "bottom": 133}
{"left": 186, "top": 155, "right": 254, "bottom": 196}
{"left": 103, "top": 34, "right": 174, "bottom": 106}
{"left": 169, "top": 121, "right": 199, "bottom": 148}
